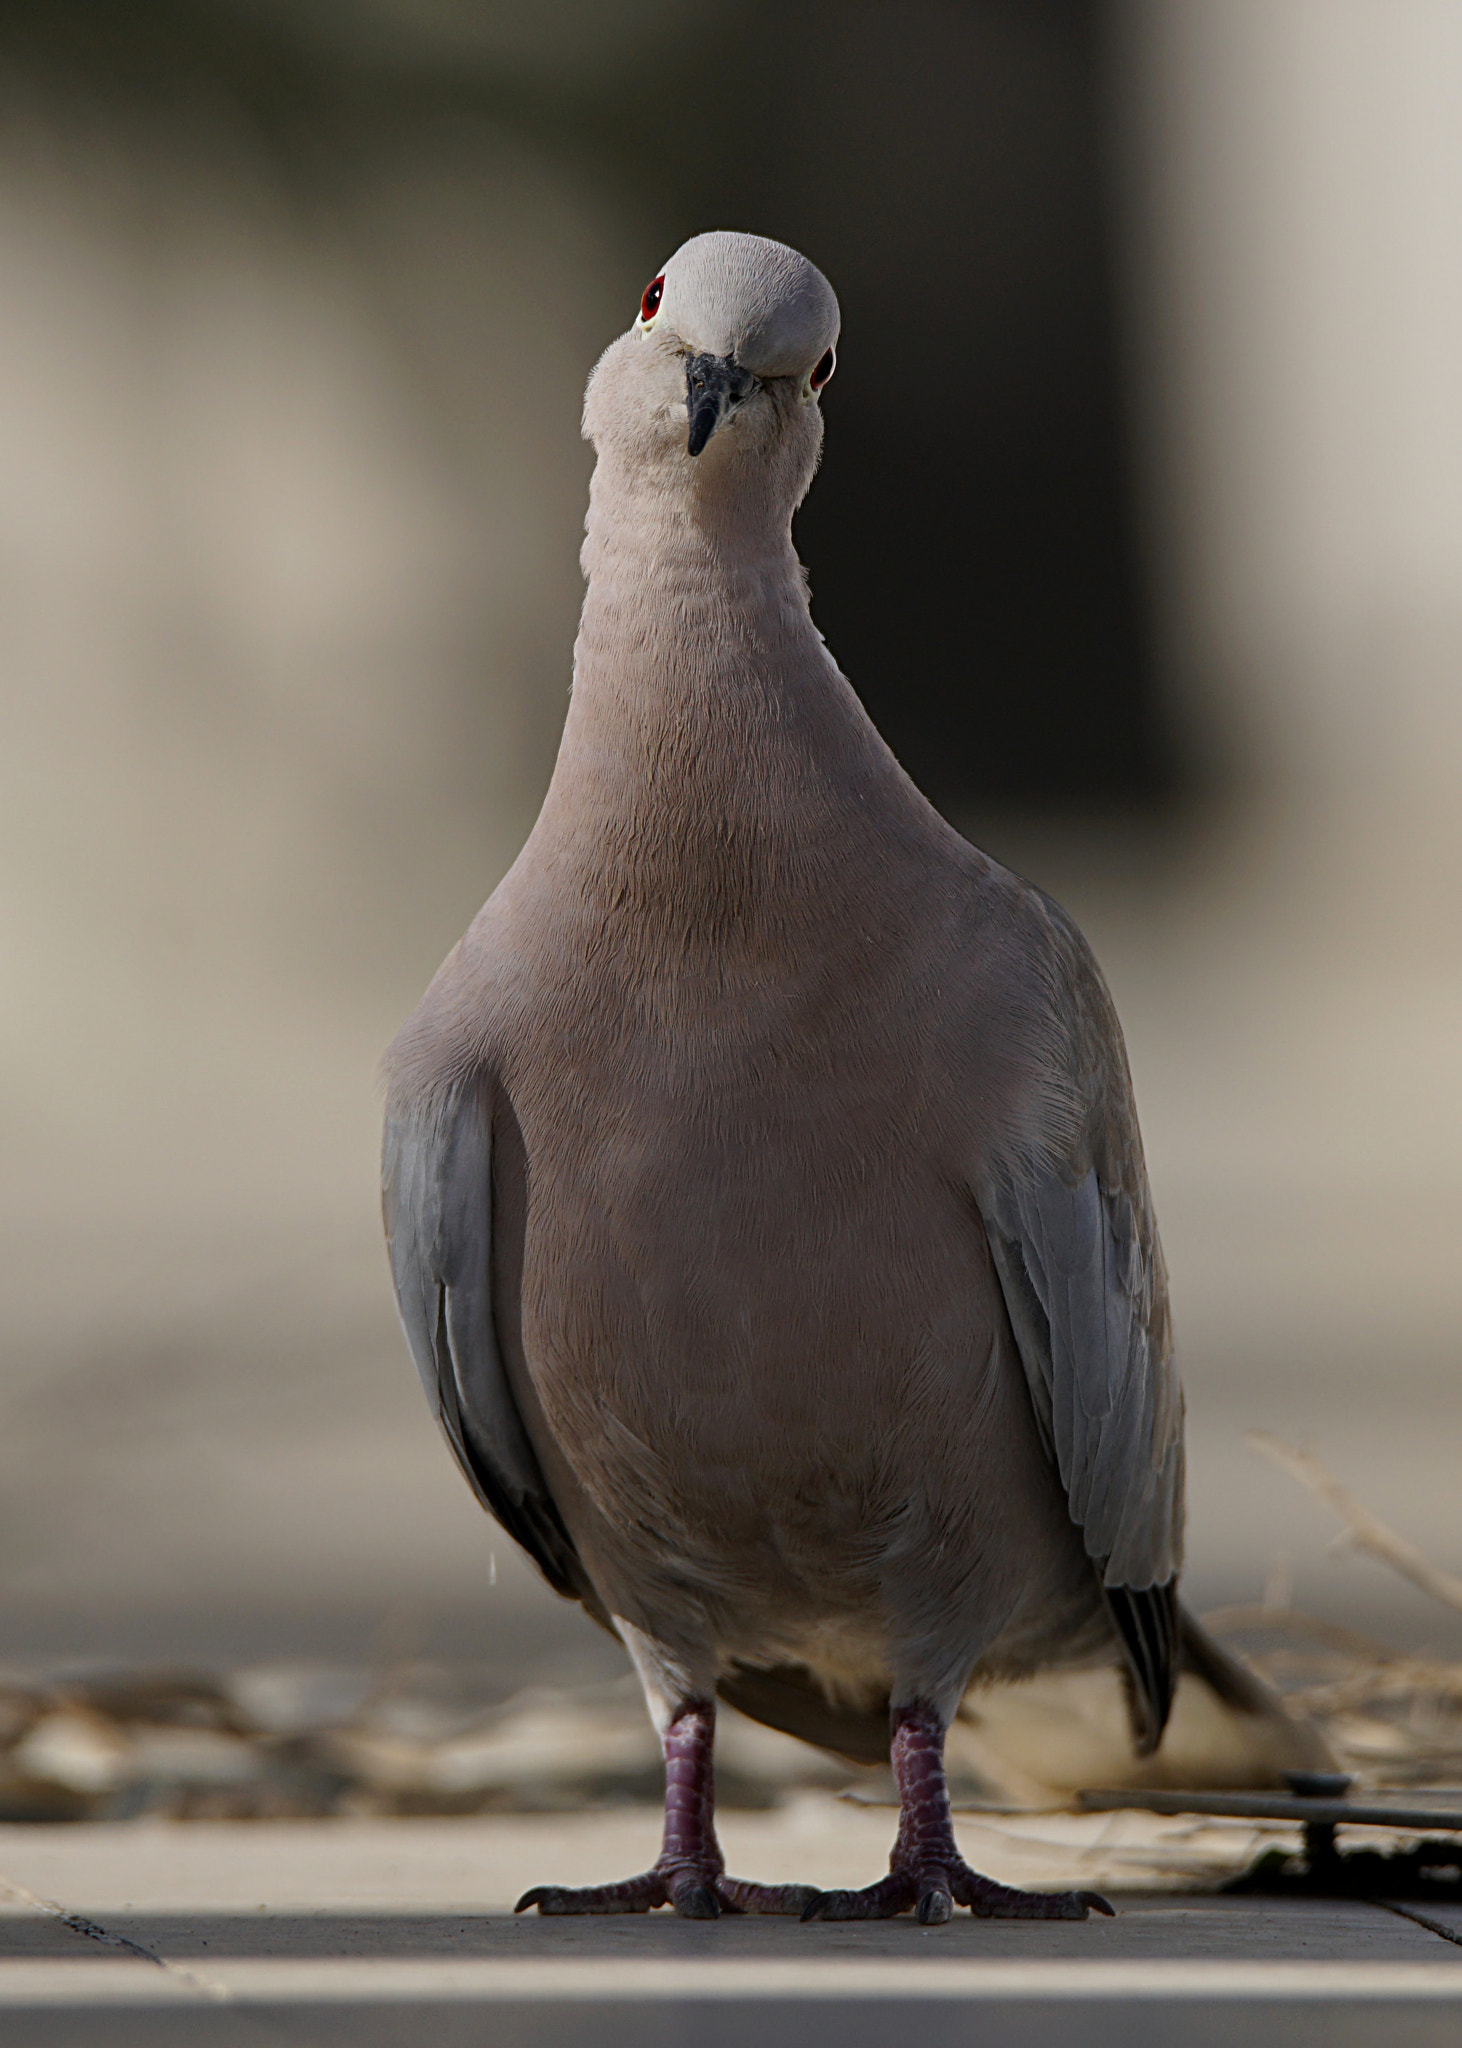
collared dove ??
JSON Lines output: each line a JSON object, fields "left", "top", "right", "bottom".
{"left": 383, "top": 230, "right": 1309, "bottom": 1925}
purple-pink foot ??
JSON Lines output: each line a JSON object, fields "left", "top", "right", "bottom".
{"left": 516, "top": 1863, "right": 816, "bottom": 1919}
{"left": 802, "top": 1702, "right": 1115, "bottom": 1926}
{"left": 513, "top": 1699, "right": 820, "bottom": 1918}
{"left": 802, "top": 1864, "right": 1113, "bottom": 1923}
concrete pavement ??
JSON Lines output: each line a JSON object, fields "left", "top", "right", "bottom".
{"left": 0, "top": 1812, "right": 1460, "bottom": 2044}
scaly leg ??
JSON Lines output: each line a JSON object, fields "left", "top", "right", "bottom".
{"left": 515, "top": 1700, "right": 816, "bottom": 1919}
{"left": 803, "top": 1702, "right": 1115, "bottom": 1924}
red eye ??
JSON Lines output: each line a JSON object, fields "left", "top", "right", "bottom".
{"left": 640, "top": 275, "right": 664, "bottom": 322}
{"left": 810, "top": 346, "right": 836, "bottom": 391}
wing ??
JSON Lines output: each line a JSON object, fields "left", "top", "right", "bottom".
{"left": 978, "top": 887, "right": 1184, "bottom": 1750}
{"left": 382, "top": 1082, "right": 601, "bottom": 1617}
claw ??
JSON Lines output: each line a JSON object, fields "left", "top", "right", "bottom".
{"left": 917, "top": 1887, "right": 953, "bottom": 1925}
{"left": 672, "top": 1881, "right": 721, "bottom": 1919}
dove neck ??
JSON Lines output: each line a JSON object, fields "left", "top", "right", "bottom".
{"left": 537, "top": 463, "right": 922, "bottom": 896}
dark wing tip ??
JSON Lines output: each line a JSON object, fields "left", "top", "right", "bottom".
{"left": 1104, "top": 1578, "right": 1179, "bottom": 1755}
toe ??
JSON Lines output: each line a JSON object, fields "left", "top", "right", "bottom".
{"left": 1042, "top": 1892, "right": 1092, "bottom": 1921}
{"left": 802, "top": 1889, "right": 871, "bottom": 1922}
{"left": 951, "top": 1865, "right": 1110, "bottom": 1921}
{"left": 517, "top": 1886, "right": 608, "bottom": 1917}
{"left": 978, "top": 1887, "right": 1089, "bottom": 1920}
{"left": 801, "top": 1874, "right": 917, "bottom": 1922}
{"left": 717, "top": 1878, "right": 820, "bottom": 1917}
{"left": 514, "top": 1874, "right": 665, "bottom": 1915}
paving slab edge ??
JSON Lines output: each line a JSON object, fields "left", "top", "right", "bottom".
{"left": 1, "top": 1957, "right": 1461, "bottom": 2004}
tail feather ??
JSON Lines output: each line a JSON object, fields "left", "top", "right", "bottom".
{"left": 1105, "top": 1580, "right": 1179, "bottom": 1754}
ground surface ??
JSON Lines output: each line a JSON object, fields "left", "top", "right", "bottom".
{"left": 0, "top": 1811, "right": 1460, "bottom": 2045}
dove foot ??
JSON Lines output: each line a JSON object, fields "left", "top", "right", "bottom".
{"left": 512, "top": 1698, "right": 814, "bottom": 1920}
{"left": 516, "top": 1867, "right": 817, "bottom": 1918}
{"left": 801, "top": 1700, "right": 1115, "bottom": 1927}
{"left": 802, "top": 1863, "right": 1109, "bottom": 1923}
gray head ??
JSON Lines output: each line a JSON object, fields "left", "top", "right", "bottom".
{"left": 583, "top": 231, "right": 840, "bottom": 508}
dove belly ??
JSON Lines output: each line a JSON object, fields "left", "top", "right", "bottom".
{"left": 502, "top": 1081, "right": 1085, "bottom": 1689}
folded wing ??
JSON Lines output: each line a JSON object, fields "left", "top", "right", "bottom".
{"left": 382, "top": 1084, "right": 600, "bottom": 1616}
{"left": 980, "top": 889, "right": 1184, "bottom": 1749}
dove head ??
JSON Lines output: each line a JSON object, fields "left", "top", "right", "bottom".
{"left": 582, "top": 231, "right": 840, "bottom": 523}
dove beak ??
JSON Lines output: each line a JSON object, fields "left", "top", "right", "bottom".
{"left": 685, "top": 354, "right": 760, "bottom": 457}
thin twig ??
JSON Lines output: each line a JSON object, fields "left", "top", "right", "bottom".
{"left": 1200, "top": 1602, "right": 1403, "bottom": 1662}
{"left": 1246, "top": 1432, "right": 1462, "bottom": 1618}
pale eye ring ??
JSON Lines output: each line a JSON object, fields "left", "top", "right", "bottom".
{"left": 640, "top": 275, "right": 665, "bottom": 323}
{"left": 810, "top": 346, "right": 836, "bottom": 391}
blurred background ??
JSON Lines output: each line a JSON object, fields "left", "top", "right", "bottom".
{"left": 2, "top": 0, "right": 1460, "bottom": 1696}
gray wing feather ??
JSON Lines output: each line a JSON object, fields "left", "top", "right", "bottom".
{"left": 981, "top": 891, "right": 1183, "bottom": 1594}
{"left": 382, "top": 1087, "right": 592, "bottom": 1608}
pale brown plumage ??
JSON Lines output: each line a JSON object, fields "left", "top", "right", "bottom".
{"left": 383, "top": 232, "right": 1287, "bottom": 1921}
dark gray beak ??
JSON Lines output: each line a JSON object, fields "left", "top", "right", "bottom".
{"left": 685, "top": 353, "right": 760, "bottom": 457}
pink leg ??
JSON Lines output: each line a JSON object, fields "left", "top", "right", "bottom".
{"left": 515, "top": 1701, "right": 816, "bottom": 1919}
{"left": 804, "top": 1702, "right": 1115, "bottom": 1924}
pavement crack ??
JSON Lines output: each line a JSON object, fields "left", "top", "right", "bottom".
{"left": 1371, "top": 1896, "right": 1462, "bottom": 1948}
{"left": 0, "top": 1870, "right": 232, "bottom": 1999}
{"left": 50, "top": 1908, "right": 164, "bottom": 1965}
